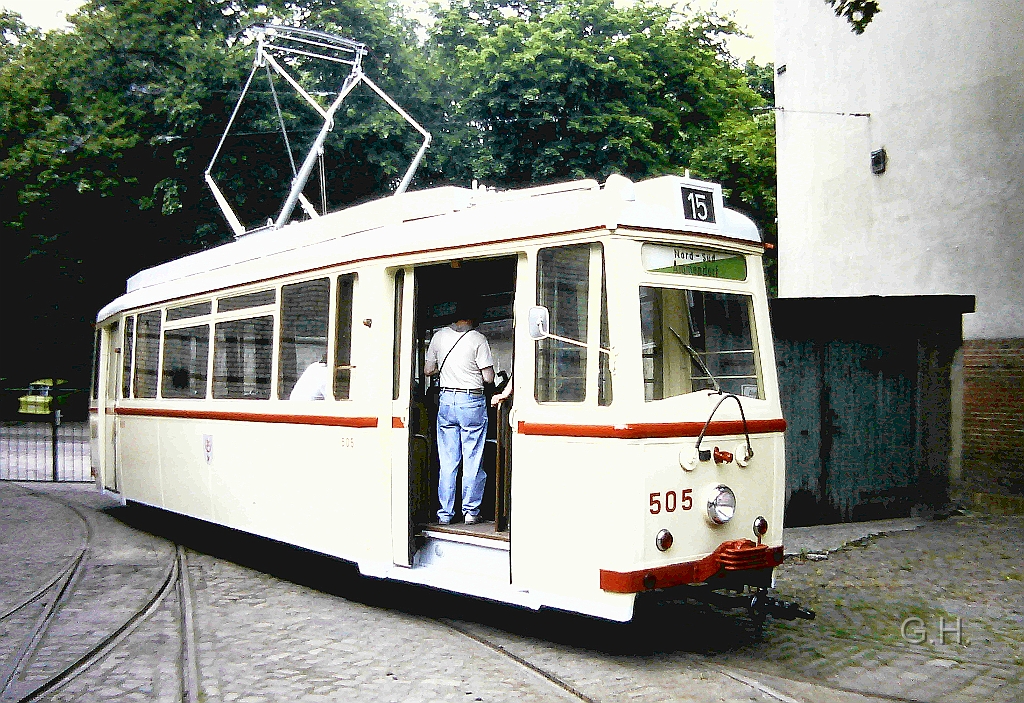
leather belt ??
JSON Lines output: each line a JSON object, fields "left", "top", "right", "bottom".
{"left": 439, "top": 387, "right": 484, "bottom": 395}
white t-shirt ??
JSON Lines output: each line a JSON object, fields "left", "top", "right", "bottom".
{"left": 426, "top": 325, "right": 494, "bottom": 390}
{"left": 289, "top": 362, "right": 330, "bottom": 400}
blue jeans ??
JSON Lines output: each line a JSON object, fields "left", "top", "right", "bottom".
{"left": 436, "top": 390, "right": 488, "bottom": 521}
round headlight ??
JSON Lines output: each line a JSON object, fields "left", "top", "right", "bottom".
{"left": 655, "top": 529, "right": 674, "bottom": 552}
{"left": 706, "top": 485, "right": 736, "bottom": 525}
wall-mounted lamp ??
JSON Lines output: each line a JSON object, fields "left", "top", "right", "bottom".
{"left": 871, "top": 148, "right": 887, "bottom": 175}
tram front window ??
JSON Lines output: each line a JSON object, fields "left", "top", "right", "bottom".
{"left": 640, "top": 287, "right": 761, "bottom": 401}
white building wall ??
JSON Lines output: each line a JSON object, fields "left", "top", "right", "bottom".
{"left": 774, "top": 0, "right": 1024, "bottom": 340}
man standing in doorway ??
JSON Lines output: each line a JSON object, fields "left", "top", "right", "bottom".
{"left": 424, "top": 299, "right": 495, "bottom": 525}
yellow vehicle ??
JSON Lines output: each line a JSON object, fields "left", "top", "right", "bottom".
{"left": 18, "top": 379, "right": 66, "bottom": 415}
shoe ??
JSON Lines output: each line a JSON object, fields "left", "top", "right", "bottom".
{"left": 438, "top": 516, "right": 451, "bottom": 525}
{"left": 464, "top": 513, "right": 481, "bottom": 525}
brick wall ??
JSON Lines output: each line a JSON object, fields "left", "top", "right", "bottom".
{"left": 961, "top": 339, "right": 1024, "bottom": 498}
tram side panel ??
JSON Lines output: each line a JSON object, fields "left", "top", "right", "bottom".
{"left": 115, "top": 414, "right": 391, "bottom": 565}
{"left": 203, "top": 420, "right": 390, "bottom": 564}
{"left": 509, "top": 434, "right": 640, "bottom": 622}
{"left": 118, "top": 416, "right": 164, "bottom": 508}
{"left": 158, "top": 417, "right": 216, "bottom": 519}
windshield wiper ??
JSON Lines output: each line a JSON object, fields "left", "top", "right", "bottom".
{"left": 667, "top": 325, "right": 721, "bottom": 393}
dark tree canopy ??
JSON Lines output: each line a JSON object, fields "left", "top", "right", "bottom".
{"left": 0, "top": 0, "right": 777, "bottom": 389}
{"left": 825, "top": 0, "right": 881, "bottom": 34}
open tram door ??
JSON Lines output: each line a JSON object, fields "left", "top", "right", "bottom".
{"left": 97, "top": 320, "right": 120, "bottom": 493}
{"left": 392, "top": 255, "right": 519, "bottom": 573}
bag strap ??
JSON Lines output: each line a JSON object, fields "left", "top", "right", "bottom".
{"left": 437, "top": 330, "right": 470, "bottom": 376}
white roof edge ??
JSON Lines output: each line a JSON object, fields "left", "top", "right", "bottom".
{"left": 720, "top": 207, "right": 762, "bottom": 243}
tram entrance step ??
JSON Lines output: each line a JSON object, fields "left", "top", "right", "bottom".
{"left": 421, "top": 521, "right": 510, "bottom": 543}
{"left": 413, "top": 527, "right": 510, "bottom": 586}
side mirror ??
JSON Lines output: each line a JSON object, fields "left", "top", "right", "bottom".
{"left": 527, "top": 306, "right": 550, "bottom": 340}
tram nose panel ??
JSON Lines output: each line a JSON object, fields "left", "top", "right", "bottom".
{"left": 642, "top": 434, "right": 781, "bottom": 561}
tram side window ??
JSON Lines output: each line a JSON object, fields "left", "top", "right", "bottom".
{"left": 334, "top": 274, "right": 356, "bottom": 400}
{"left": 640, "top": 287, "right": 762, "bottom": 401}
{"left": 598, "top": 258, "right": 612, "bottom": 406}
{"left": 279, "top": 278, "right": 330, "bottom": 400}
{"left": 134, "top": 311, "right": 161, "bottom": 398}
{"left": 536, "top": 244, "right": 590, "bottom": 402}
{"left": 162, "top": 325, "right": 210, "bottom": 399}
{"left": 105, "top": 321, "right": 120, "bottom": 402}
{"left": 392, "top": 269, "right": 404, "bottom": 401}
{"left": 121, "top": 316, "right": 135, "bottom": 398}
{"left": 213, "top": 317, "right": 273, "bottom": 399}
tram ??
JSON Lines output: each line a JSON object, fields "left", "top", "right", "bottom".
{"left": 89, "top": 27, "right": 812, "bottom": 624}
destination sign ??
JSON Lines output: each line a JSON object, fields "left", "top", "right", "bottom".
{"left": 641, "top": 244, "right": 747, "bottom": 280}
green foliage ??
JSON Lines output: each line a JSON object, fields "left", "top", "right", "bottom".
{"left": 427, "top": 0, "right": 762, "bottom": 186}
{"left": 690, "top": 111, "right": 777, "bottom": 294}
{"left": 825, "top": 0, "right": 881, "bottom": 35}
{"left": 744, "top": 60, "right": 774, "bottom": 106}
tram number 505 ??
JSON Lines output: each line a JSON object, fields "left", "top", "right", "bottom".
{"left": 681, "top": 186, "right": 716, "bottom": 224}
{"left": 650, "top": 489, "right": 693, "bottom": 514}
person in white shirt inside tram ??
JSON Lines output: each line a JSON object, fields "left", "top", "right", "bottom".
{"left": 424, "top": 298, "right": 495, "bottom": 525}
{"left": 289, "top": 352, "right": 330, "bottom": 400}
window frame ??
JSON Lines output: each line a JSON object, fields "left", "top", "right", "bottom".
{"left": 334, "top": 273, "right": 357, "bottom": 401}
{"left": 133, "top": 309, "right": 162, "bottom": 399}
{"left": 277, "top": 277, "right": 332, "bottom": 401}
{"left": 121, "top": 315, "right": 135, "bottom": 399}
{"left": 638, "top": 284, "right": 764, "bottom": 402}
{"left": 160, "top": 322, "right": 212, "bottom": 399}
{"left": 533, "top": 241, "right": 610, "bottom": 406}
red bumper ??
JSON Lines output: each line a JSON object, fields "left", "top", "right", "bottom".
{"left": 600, "top": 539, "right": 784, "bottom": 593}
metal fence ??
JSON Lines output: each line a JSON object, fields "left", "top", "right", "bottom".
{"left": 0, "top": 419, "right": 93, "bottom": 483}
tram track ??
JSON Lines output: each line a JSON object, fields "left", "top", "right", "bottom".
{"left": 0, "top": 487, "right": 90, "bottom": 625}
{"left": 436, "top": 607, "right": 961, "bottom": 703}
{"left": 0, "top": 485, "right": 998, "bottom": 703}
{"left": 441, "top": 617, "right": 599, "bottom": 702}
{"left": 438, "top": 614, "right": 825, "bottom": 703}
{"left": 0, "top": 487, "right": 200, "bottom": 703}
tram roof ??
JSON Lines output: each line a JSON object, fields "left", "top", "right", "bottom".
{"left": 97, "top": 174, "right": 761, "bottom": 322}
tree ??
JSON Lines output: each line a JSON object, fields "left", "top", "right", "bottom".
{"left": 427, "top": 0, "right": 763, "bottom": 187}
{"left": 825, "top": 0, "right": 880, "bottom": 34}
{"left": 0, "top": 0, "right": 429, "bottom": 387}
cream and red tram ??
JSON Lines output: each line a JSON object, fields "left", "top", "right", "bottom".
{"left": 89, "top": 172, "right": 813, "bottom": 623}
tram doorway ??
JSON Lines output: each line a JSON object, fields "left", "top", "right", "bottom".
{"left": 101, "top": 323, "right": 119, "bottom": 492}
{"left": 405, "top": 257, "right": 517, "bottom": 558}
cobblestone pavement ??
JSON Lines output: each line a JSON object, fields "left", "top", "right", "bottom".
{"left": 443, "top": 514, "right": 1024, "bottom": 703}
{"left": 3, "top": 482, "right": 1022, "bottom": 703}
{"left": 744, "top": 513, "right": 1024, "bottom": 702}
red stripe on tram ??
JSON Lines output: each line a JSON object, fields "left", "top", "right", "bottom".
{"left": 115, "top": 407, "right": 378, "bottom": 428}
{"left": 516, "top": 418, "right": 786, "bottom": 439}
{"left": 392, "top": 417, "right": 405, "bottom": 429}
